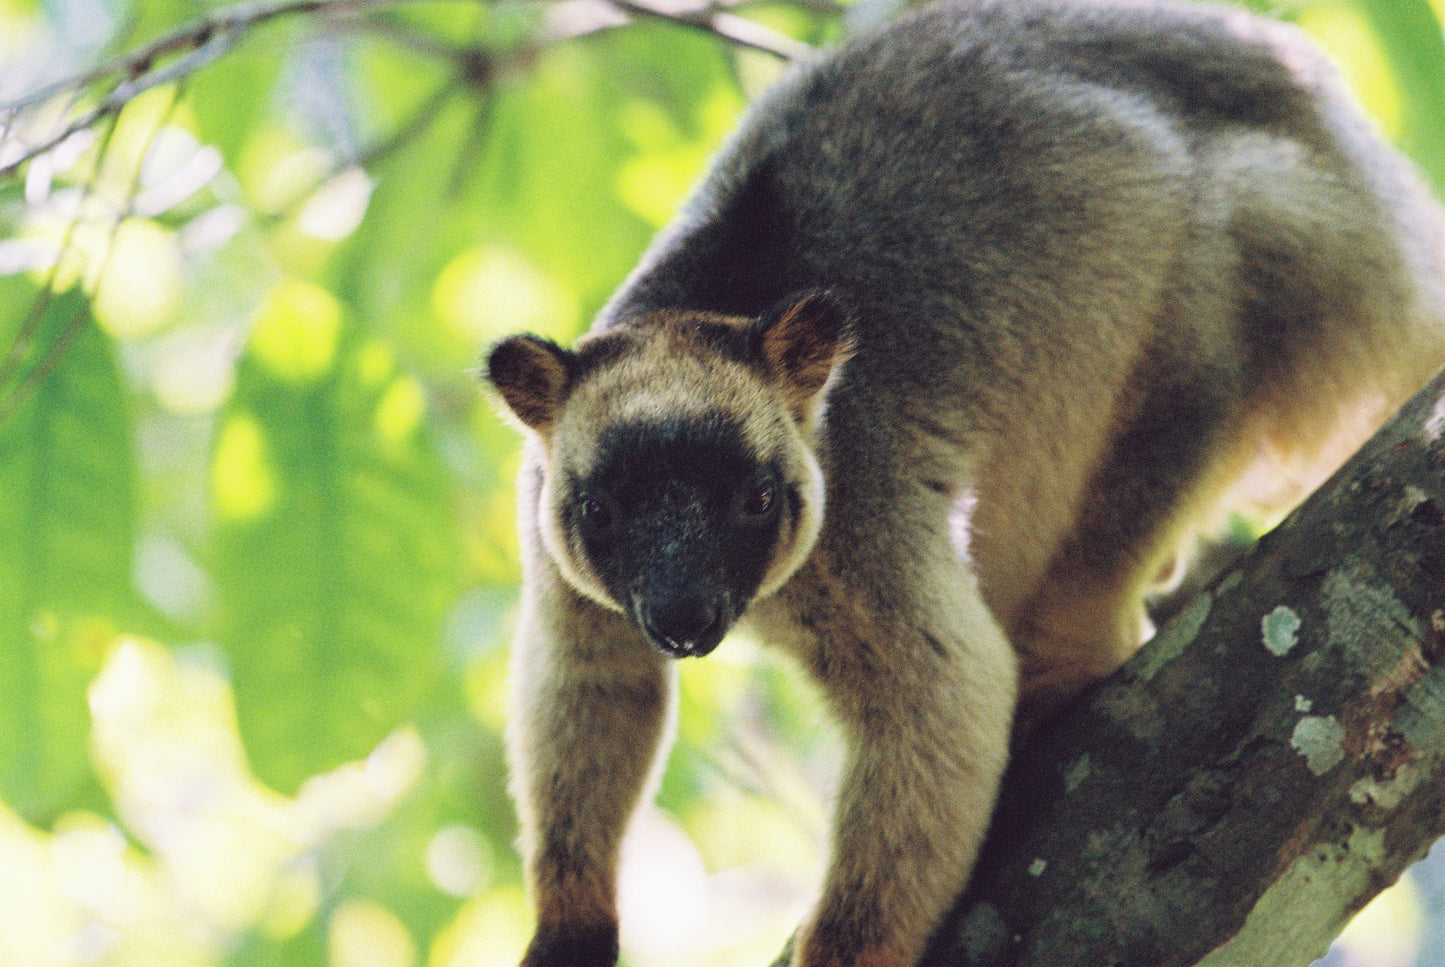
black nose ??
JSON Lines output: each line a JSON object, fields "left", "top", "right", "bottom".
{"left": 635, "top": 592, "right": 727, "bottom": 658}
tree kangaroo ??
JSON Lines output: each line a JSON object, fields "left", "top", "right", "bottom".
{"left": 485, "top": 1, "right": 1445, "bottom": 963}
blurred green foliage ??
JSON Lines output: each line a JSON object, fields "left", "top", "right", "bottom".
{"left": 0, "top": 1, "right": 1442, "bottom": 966}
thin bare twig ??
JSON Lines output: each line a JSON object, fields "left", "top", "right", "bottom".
{"left": 0, "top": 0, "right": 816, "bottom": 180}
{"left": 0, "top": 0, "right": 811, "bottom": 142}
{"left": 0, "top": 0, "right": 403, "bottom": 177}
{"left": 602, "top": 0, "right": 812, "bottom": 59}
{"left": 0, "top": 289, "right": 92, "bottom": 427}
{"left": 2, "top": 33, "right": 240, "bottom": 178}
{"left": 446, "top": 92, "right": 496, "bottom": 198}
{"left": 0, "top": 88, "right": 180, "bottom": 429}
{"left": 3, "top": 0, "right": 397, "bottom": 115}
{"left": 259, "top": 77, "right": 459, "bottom": 224}
{"left": 0, "top": 111, "right": 123, "bottom": 401}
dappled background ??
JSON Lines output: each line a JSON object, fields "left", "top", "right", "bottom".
{"left": 0, "top": 0, "right": 1442, "bottom": 965}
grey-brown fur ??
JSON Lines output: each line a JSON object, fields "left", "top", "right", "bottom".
{"left": 485, "top": 1, "right": 1445, "bottom": 964}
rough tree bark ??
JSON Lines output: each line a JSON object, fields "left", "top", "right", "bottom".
{"left": 772, "top": 365, "right": 1445, "bottom": 967}
{"left": 917, "top": 365, "right": 1445, "bottom": 966}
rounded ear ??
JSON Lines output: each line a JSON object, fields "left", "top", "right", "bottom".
{"left": 485, "top": 334, "right": 575, "bottom": 433}
{"left": 751, "top": 290, "right": 857, "bottom": 413}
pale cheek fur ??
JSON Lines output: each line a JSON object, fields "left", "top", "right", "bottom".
{"left": 536, "top": 469, "right": 623, "bottom": 614}
{"left": 755, "top": 449, "right": 827, "bottom": 602}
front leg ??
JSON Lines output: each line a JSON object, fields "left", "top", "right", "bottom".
{"left": 789, "top": 558, "right": 1017, "bottom": 967}
{"left": 508, "top": 561, "right": 674, "bottom": 967}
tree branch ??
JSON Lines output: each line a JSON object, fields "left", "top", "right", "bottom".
{"left": 0, "top": 0, "right": 406, "bottom": 177}
{"left": 918, "top": 366, "right": 1445, "bottom": 966}
{"left": 601, "top": 0, "right": 812, "bottom": 59}
{"left": 0, "top": 32, "right": 240, "bottom": 178}
{"left": 769, "top": 368, "right": 1445, "bottom": 967}
{"left": 0, "top": 0, "right": 815, "bottom": 180}
{"left": 0, "top": 91, "right": 177, "bottom": 429}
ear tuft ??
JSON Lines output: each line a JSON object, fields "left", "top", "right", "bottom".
{"left": 485, "top": 334, "right": 574, "bottom": 433}
{"left": 753, "top": 290, "right": 856, "bottom": 411}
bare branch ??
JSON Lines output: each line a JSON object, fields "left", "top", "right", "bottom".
{"left": 2, "top": 33, "right": 239, "bottom": 178}
{"left": 0, "top": 0, "right": 403, "bottom": 178}
{"left": 0, "top": 0, "right": 817, "bottom": 182}
{"left": 601, "top": 0, "right": 813, "bottom": 59}
{"left": 0, "top": 108, "right": 124, "bottom": 405}
{"left": 2, "top": 0, "right": 374, "bottom": 116}
{"left": 925, "top": 365, "right": 1445, "bottom": 967}
{"left": 0, "top": 90, "right": 178, "bottom": 428}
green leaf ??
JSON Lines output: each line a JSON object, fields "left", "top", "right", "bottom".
{"left": 211, "top": 281, "right": 460, "bottom": 794}
{"left": 185, "top": 25, "right": 293, "bottom": 164}
{"left": 1358, "top": 0, "right": 1445, "bottom": 191}
{"left": 0, "top": 285, "right": 133, "bottom": 824}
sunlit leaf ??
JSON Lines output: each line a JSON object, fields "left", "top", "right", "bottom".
{"left": 247, "top": 277, "right": 343, "bottom": 385}
{"left": 93, "top": 217, "right": 184, "bottom": 338}
{"left": 431, "top": 245, "right": 580, "bottom": 342}
{"left": 1357, "top": 0, "right": 1445, "bottom": 190}
{"left": 1296, "top": 6, "right": 1403, "bottom": 140}
{"left": 237, "top": 128, "right": 334, "bottom": 217}
{"left": 430, "top": 887, "right": 530, "bottom": 967}
{"left": 0, "top": 284, "right": 133, "bottom": 823}
{"left": 0, "top": 0, "right": 39, "bottom": 20}
{"left": 212, "top": 287, "right": 460, "bottom": 794}
{"left": 185, "top": 31, "right": 292, "bottom": 163}
{"left": 330, "top": 899, "right": 417, "bottom": 967}
{"left": 99, "top": 85, "right": 182, "bottom": 204}
{"left": 212, "top": 413, "right": 279, "bottom": 520}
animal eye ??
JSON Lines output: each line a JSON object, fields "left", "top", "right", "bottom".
{"left": 578, "top": 495, "right": 614, "bottom": 532}
{"left": 740, "top": 480, "right": 778, "bottom": 520}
